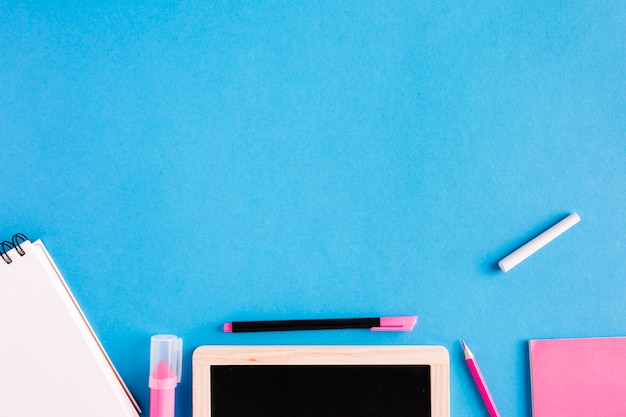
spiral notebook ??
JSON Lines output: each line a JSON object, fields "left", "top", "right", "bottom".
{"left": 0, "top": 234, "right": 141, "bottom": 417}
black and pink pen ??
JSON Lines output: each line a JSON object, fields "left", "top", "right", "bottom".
{"left": 223, "top": 316, "right": 417, "bottom": 333}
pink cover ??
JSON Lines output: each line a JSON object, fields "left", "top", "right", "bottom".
{"left": 529, "top": 337, "right": 626, "bottom": 417}
{"left": 371, "top": 316, "right": 417, "bottom": 331}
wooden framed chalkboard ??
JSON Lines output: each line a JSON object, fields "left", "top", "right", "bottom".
{"left": 193, "top": 346, "right": 449, "bottom": 417}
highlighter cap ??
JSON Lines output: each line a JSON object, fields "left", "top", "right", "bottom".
{"left": 149, "top": 334, "right": 183, "bottom": 389}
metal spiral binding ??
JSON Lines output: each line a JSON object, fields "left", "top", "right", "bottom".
{"left": 0, "top": 233, "right": 29, "bottom": 265}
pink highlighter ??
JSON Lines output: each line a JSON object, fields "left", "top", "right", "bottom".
{"left": 149, "top": 334, "right": 183, "bottom": 417}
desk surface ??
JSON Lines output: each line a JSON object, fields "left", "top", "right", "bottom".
{"left": 1, "top": 2, "right": 624, "bottom": 416}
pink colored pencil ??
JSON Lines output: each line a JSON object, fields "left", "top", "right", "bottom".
{"left": 462, "top": 340, "right": 500, "bottom": 417}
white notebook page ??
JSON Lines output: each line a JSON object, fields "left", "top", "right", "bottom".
{"left": 0, "top": 239, "right": 140, "bottom": 417}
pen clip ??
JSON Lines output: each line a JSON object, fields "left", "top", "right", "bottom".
{"left": 173, "top": 336, "right": 183, "bottom": 383}
{"left": 370, "top": 316, "right": 417, "bottom": 331}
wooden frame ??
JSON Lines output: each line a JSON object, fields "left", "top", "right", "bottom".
{"left": 193, "top": 345, "right": 449, "bottom": 417}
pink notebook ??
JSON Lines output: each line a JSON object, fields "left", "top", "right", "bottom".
{"left": 529, "top": 337, "right": 626, "bottom": 417}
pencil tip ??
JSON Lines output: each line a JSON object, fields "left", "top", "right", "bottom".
{"left": 461, "top": 340, "right": 473, "bottom": 359}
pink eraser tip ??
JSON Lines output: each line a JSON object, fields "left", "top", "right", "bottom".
{"left": 223, "top": 323, "right": 232, "bottom": 332}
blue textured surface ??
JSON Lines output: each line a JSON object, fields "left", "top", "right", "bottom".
{"left": 1, "top": 1, "right": 625, "bottom": 416}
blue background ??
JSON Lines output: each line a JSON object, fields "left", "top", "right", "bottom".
{"left": 1, "top": 1, "right": 624, "bottom": 416}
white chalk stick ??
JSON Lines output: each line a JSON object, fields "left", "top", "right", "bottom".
{"left": 499, "top": 213, "right": 580, "bottom": 272}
